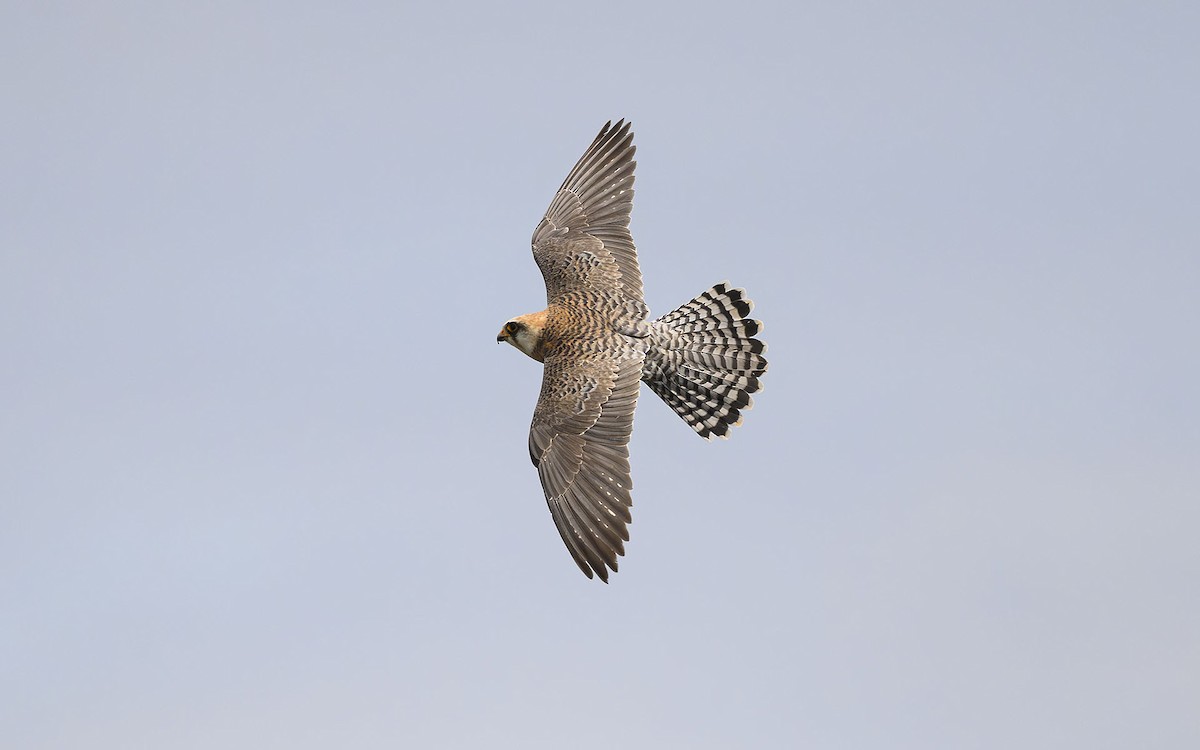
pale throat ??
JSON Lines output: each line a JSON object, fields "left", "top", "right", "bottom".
{"left": 509, "top": 309, "right": 549, "bottom": 361}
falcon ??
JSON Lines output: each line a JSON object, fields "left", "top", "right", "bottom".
{"left": 497, "top": 120, "right": 768, "bottom": 581}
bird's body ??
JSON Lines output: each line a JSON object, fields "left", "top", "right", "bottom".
{"left": 498, "top": 121, "right": 768, "bottom": 581}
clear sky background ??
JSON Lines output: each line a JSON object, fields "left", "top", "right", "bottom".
{"left": 3, "top": 2, "right": 1198, "bottom": 748}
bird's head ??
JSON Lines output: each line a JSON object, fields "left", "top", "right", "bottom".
{"left": 497, "top": 310, "right": 548, "bottom": 362}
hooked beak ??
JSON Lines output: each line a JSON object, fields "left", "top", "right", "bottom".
{"left": 496, "top": 333, "right": 506, "bottom": 343}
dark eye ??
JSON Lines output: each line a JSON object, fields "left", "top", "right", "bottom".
{"left": 506, "top": 322, "right": 519, "bottom": 334}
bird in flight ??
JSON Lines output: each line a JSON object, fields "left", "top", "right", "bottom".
{"left": 498, "top": 120, "right": 768, "bottom": 581}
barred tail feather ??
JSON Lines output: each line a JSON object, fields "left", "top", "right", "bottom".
{"left": 643, "top": 282, "right": 768, "bottom": 440}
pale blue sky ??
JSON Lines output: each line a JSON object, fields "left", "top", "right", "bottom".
{"left": 3, "top": 2, "right": 1198, "bottom": 748}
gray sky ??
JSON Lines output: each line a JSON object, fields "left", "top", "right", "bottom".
{"left": 3, "top": 2, "right": 1198, "bottom": 748}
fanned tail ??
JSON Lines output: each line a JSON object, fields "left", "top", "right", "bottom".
{"left": 642, "top": 282, "right": 768, "bottom": 440}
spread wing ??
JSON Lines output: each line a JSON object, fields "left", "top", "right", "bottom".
{"left": 532, "top": 120, "right": 646, "bottom": 316}
{"left": 528, "top": 346, "right": 644, "bottom": 582}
